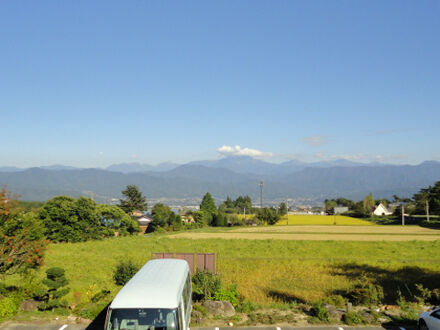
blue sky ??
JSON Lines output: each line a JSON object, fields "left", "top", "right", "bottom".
{"left": 1, "top": 1, "right": 439, "bottom": 167}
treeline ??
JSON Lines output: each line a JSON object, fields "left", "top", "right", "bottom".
{"left": 146, "top": 192, "right": 288, "bottom": 232}
{"left": 324, "top": 180, "right": 440, "bottom": 219}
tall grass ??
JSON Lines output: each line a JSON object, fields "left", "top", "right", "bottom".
{"left": 25, "top": 235, "right": 440, "bottom": 305}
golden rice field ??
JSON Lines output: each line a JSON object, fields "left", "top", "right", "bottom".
{"left": 15, "top": 226, "right": 439, "bottom": 307}
{"left": 168, "top": 225, "right": 440, "bottom": 241}
{"left": 277, "top": 214, "right": 375, "bottom": 225}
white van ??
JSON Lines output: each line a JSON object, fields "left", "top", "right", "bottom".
{"left": 105, "top": 259, "right": 192, "bottom": 330}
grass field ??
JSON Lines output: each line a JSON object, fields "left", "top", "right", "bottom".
{"left": 277, "top": 214, "right": 375, "bottom": 226}
{"left": 12, "top": 226, "right": 439, "bottom": 307}
{"left": 169, "top": 225, "right": 440, "bottom": 241}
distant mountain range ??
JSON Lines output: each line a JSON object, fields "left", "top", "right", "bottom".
{"left": 1, "top": 157, "right": 439, "bottom": 203}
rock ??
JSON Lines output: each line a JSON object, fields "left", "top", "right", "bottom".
{"left": 19, "top": 299, "right": 40, "bottom": 311}
{"left": 202, "top": 300, "right": 235, "bottom": 317}
{"left": 360, "top": 311, "right": 375, "bottom": 324}
{"left": 324, "top": 304, "right": 343, "bottom": 321}
{"left": 346, "top": 302, "right": 353, "bottom": 312}
{"left": 191, "top": 311, "right": 204, "bottom": 325}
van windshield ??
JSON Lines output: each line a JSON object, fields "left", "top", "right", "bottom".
{"left": 106, "top": 308, "right": 179, "bottom": 330}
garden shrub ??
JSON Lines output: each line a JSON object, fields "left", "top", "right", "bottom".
{"left": 347, "top": 277, "right": 384, "bottom": 306}
{"left": 311, "top": 302, "right": 330, "bottom": 323}
{"left": 38, "top": 267, "right": 70, "bottom": 311}
{"left": 0, "top": 297, "right": 18, "bottom": 318}
{"left": 342, "top": 311, "right": 367, "bottom": 325}
{"left": 192, "top": 271, "right": 221, "bottom": 301}
{"left": 214, "top": 284, "right": 240, "bottom": 307}
{"left": 113, "top": 260, "right": 140, "bottom": 286}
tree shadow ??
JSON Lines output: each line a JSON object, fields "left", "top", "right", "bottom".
{"left": 85, "top": 303, "right": 110, "bottom": 330}
{"left": 265, "top": 289, "right": 307, "bottom": 304}
{"left": 330, "top": 263, "right": 440, "bottom": 304}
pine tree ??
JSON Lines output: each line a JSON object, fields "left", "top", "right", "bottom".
{"left": 38, "top": 267, "right": 70, "bottom": 310}
{"left": 200, "top": 192, "right": 217, "bottom": 224}
{"left": 118, "top": 185, "right": 148, "bottom": 214}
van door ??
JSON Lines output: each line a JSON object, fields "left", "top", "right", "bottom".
{"left": 179, "top": 299, "right": 186, "bottom": 330}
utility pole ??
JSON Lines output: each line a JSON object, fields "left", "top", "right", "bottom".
{"left": 258, "top": 181, "right": 264, "bottom": 209}
{"left": 244, "top": 207, "right": 246, "bottom": 221}
{"left": 426, "top": 200, "right": 430, "bottom": 222}
{"left": 286, "top": 198, "right": 289, "bottom": 225}
{"left": 401, "top": 205, "right": 405, "bottom": 226}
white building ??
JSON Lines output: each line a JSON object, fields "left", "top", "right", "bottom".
{"left": 373, "top": 203, "right": 392, "bottom": 216}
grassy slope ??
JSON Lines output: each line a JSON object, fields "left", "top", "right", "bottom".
{"left": 34, "top": 233, "right": 440, "bottom": 305}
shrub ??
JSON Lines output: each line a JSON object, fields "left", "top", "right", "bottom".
{"left": 347, "top": 276, "right": 384, "bottom": 306}
{"left": 113, "top": 260, "right": 140, "bottom": 286}
{"left": 0, "top": 297, "right": 18, "bottom": 318}
{"left": 342, "top": 311, "right": 367, "bottom": 325}
{"left": 192, "top": 271, "right": 221, "bottom": 301}
{"left": 38, "top": 267, "right": 70, "bottom": 311}
{"left": 322, "top": 294, "right": 346, "bottom": 308}
{"left": 214, "top": 284, "right": 240, "bottom": 307}
{"left": 311, "top": 302, "right": 330, "bottom": 323}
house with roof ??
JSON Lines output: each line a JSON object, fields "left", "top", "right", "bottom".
{"left": 373, "top": 203, "right": 392, "bottom": 216}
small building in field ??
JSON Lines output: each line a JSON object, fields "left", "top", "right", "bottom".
{"left": 373, "top": 203, "right": 392, "bottom": 216}
{"left": 130, "top": 212, "right": 153, "bottom": 234}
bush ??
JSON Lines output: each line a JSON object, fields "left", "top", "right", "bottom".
{"left": 347, "top": 276, "right": 384, "bottom": 306}
{"left": 322, "top": 294, "right": 346, "bottom": 308}
{"left": 38, "top": 267, "right": 70, "bottom": 311}
{"left": 311, "top": 302, "right": 330, "bottom": 323}
{"left": 214, "top": 284, "right": 240, "bottom": 307}
{"left": 192, "top": 271, "right": 221, "bottom": 301}
{"left": 342, "top": 311, "right": 367, "bottom": 325}
{"left": 113, "top": 260, "right": 140, "bottom": 286}
{"left": 0, "top": 297, "right": 18, "bottom": 318}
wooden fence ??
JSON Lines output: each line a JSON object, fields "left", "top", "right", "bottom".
{"left": 154, "top": 252, "right": 216, "bottom": 274}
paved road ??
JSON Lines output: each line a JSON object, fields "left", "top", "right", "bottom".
{"left": 0, "top": 325, "right": 414, "bottom": 330}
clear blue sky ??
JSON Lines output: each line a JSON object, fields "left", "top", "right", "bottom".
{"left": 1, "top": 1, "right": 439, "bottom": 167}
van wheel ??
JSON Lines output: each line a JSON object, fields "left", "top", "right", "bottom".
{"left": 419, "top": 319, "right": 429, "bottom": 330}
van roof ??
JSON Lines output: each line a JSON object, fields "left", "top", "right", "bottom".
{"left": 110, "top": 259, "right": 190, "bottom": 309}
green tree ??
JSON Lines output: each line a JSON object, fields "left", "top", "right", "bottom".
{"left": 278, "top": 202, "right": 288, "bottom": 216}
{"left": 324, "top": 199, "right": 337, "bottom": 215}
{"left": 39, "top": 196, "right": 102, "bottom": 242}
{"left": 212, "top": 212, "right": 227, "bottom": 227}
{"left": 0, "top": 187, "right": 47, "bottom": 276}
{"left": 38, "top": 267, "right": 70, "bottom": 310}
{"left": 335, "top": 197, "right": 355, "bottom": 209}
{"left": 149, "top": 203, "right": 172, "bottom": 231}
{"left": 256, "top": 207, "right": 280, "bottom": 225}
{"left": 363, "top": 194, "right": 375, "bottom": 214}
{"left": 200, "top": 192, "right": 217, "bottom": 224}
{"left": 193, "top": 210, "right": 206, "bottom": 227}
{"left": 118, "top": 185, "right": 148, "bottom": 214}
{"left": 234, "top": 195, "right": 252, "bottom": 213}
{"left": 97, "top": 204, "right": 140, "bottom": 236}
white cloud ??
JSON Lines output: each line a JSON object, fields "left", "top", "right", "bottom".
{"left": 99, "top": 151, "right": 104, "bottom": 156}
{"left": 301, "top": 135, "right": 328, "bottom": 146}
{"left": 217, "top": 145, "right": 273, "bottom": 158}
